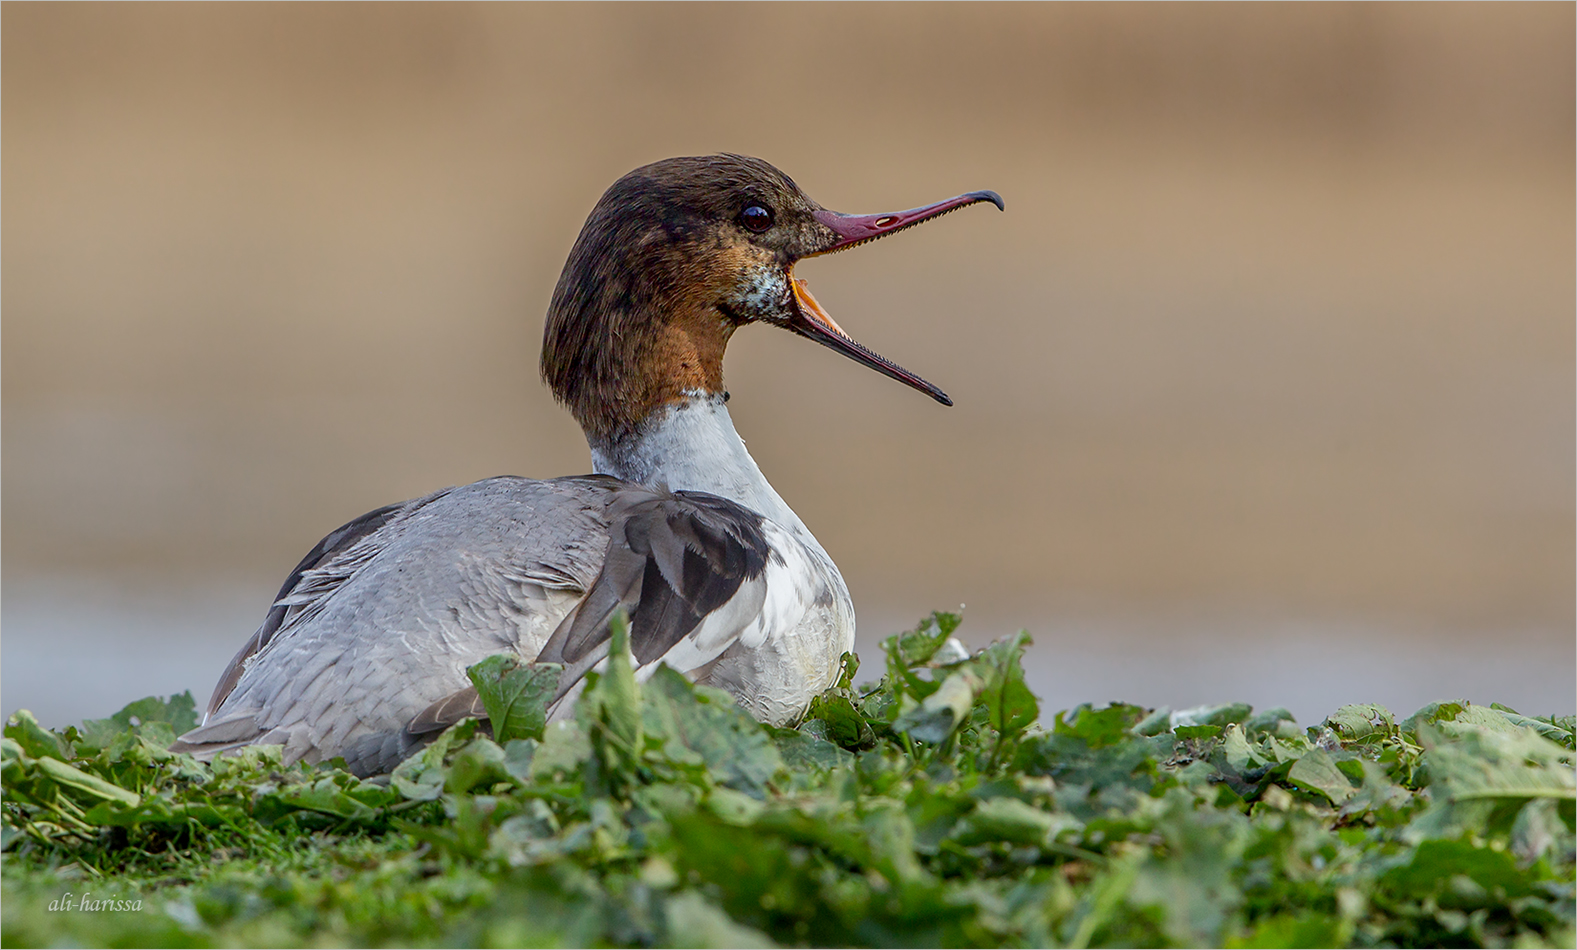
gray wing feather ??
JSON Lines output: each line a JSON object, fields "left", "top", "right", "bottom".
{"left": 172, "top": 475, "right": 617, "bottom": 775}
{"left": 410, "top": 486, "right": 774, "bottom": 738}
{"left": 172, "top": 476, "right": 776, "bottom": 777}
{"left": 200, "top": 498, "right": 413, "bottom": 721}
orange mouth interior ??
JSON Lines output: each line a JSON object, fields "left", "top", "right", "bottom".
{"left": 790, "top": 277, "right": 850, "bottom": 338}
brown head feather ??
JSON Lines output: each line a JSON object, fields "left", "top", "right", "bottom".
{"left": 541, "top": 154, "right": 998, "bottom": 444}
{"left": 541, "top": 154, "right": 828, "bottom": 444}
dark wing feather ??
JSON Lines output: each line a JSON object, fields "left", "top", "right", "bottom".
{"left": 406, "top": 685, "right": 487, "bottom": 738}
{"left": 550, "top": 533, "right": 647, "bottom": 666}
{"left": 534, "top": 488, "right": 769, "bottom": 693}
{"left": 631, "top": 556, "right": 701, "bottom": 664}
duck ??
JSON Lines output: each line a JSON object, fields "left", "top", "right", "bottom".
{"left": 170, "top": 154, "right": 1002, "bottom": 776}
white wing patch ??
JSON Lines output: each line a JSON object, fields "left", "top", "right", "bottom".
{"left": 592, "top": 520, "right": 844, "bottom": 727}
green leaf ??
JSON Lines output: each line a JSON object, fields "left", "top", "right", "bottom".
{"left": 890, "top": 611, "right": 961, "bottom": 667}
{"left": 1533, "top": 713, "right": 1576, "bottom": 750}
{"left": 4, "top": 711, "right": 67, "bottom": 761}
{"left": 1132, "top": 707, "right": 1173, "bottom": 737}
{"left": 706, "top": 786, "right": 766, "bottom": 826}
{"left": 1125, "top": 800, "right": 1251, "bottom": 946}
{"left": 1381, "top": 838, "right": 1536, "bottom": 901}
{"left": 1221, "top": 724, "right": 1257, "bottom": 771}
{"left": 1421, "top": 721, "right": 1575, "bottom": 802}
{"left": 501, "top": 738, "right": 537, "bottom": 783}
{"left": 1171, "top": 702, "right": 1254, "bottom": 730}
{"left": 76, "top": 692, "right": 198, "bottom": 755}
{"left": 466, "top": 654, "right": 561, "bottom": 743}
{"left": 581, "top": 609, "right": 643, "bottom": 780}
{"left": 1054, "top": 703, "right": 1149, "bottom": 749}
{"left": 830, "top": 650, "right": 859, "bottom": 690}
{"left": 1065, "top": 853, "right": 1142, "bottom": 948}
{"left": 75, "top": 718, "right": 131, "bottom": 752}
{"left": 1324, "top": 703, "right": 1395, "bottom": 741}
{"left": 1335, "top": 760, "right": 1415, "bottom": 824}
{"left": 390, "top": 718, "right": 481, "bottom": 801}
{"left": 529, "top": 720, "right": 592, "bottom": 782}
{"left": 259, "top": 775, "right": 395, "bottom": 822}
{"left": 644, "top": 668, "right": 783, "bottom": 796}
{"left": 663, "top": 890, "right": 778, "bottom": 949}
{"left": 1441, "top": 703, "right": 1529, "bottom": 736}
{"left": 1511, "top": 797, "right": 1564, "bottom": 865}
{"left": 82, "top": 798, "right": 244, "bottom": 829}
{"left": 1244, "top": 707, "right": 1299, "bottom": 740}
{"left": 974, "top": 630, "right": 1039, "bottom": 743}
{"left": 1228, "top": 913, "right": 1348, "bottom": 949}
{"left": 34, "top": 756, "right": 140, "bottom": 806}
{"left": 892, "top": 668, "right": 979, "bottom": 745}
{"left": 1499, "top": 711, "right": 1577, "bottom": 750}
{"left": 802, "top": 697, "right": 876, "bottom": 751}
{"left": 880, "top": 612, "right": 963, "bottom": 704}
{"left": 770, "top": 725, "right": 854, "bottom": 773}
{"left": 115, "top": 692, "right": 199, "bottom": 734}
{"left": 1400, "top": 700, "right": 1467, "bottom": 738}
{"left": 1286, "top": 749, "right": 1356, "bottom": 804}
{"left": 444, "top": 737, "right": 513, "bottom": 795}
{"left": 949, "top": 796, "right": 1064, "bottom": 847}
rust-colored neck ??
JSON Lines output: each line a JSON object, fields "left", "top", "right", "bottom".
{"left": 541, "top": 221, "right": 740, "bottom": 444}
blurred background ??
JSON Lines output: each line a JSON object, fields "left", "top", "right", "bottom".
{"left": 4, "top": 3, "right": 1572, "bottom": 729}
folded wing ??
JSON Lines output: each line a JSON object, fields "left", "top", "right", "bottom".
{"left": 172, "top": 476, "right": 806, "bottom": 776}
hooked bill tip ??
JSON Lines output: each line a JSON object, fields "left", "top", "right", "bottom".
{"left": 968, "top": 190, "right": 1005, "bottom": 212}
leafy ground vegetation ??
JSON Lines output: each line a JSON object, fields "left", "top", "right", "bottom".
{"left": 3, "top": 612, "right": 1574, "bottom": 948}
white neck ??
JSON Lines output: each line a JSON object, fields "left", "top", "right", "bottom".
{"left": 587, "top": 393, "right": 814, "bottom": 541}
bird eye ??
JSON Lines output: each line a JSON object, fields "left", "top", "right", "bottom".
{"left": 740, "top": 204, "right": 774, "bottom": 233}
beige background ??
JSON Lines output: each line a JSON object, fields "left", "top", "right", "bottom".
{"left": 4, "top": 4, "right": 1572, "bottom": 726}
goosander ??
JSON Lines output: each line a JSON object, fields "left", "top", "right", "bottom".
{"left": 171, "top": 154, "right": 1002, "bottom": 775}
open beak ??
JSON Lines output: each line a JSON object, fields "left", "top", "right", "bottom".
{"left": 789, "top": 278, "right": 953, "bottom": 406}
{"left": 787, "top": 189, "right": 1003, "bottom": 406}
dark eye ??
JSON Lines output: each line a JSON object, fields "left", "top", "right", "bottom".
{"left": 739, "top": 204, "right": 774, "bottom": 233}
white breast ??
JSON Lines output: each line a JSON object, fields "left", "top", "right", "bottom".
{"left": 587, "top": 393, "right": 857, "bottom": 723}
